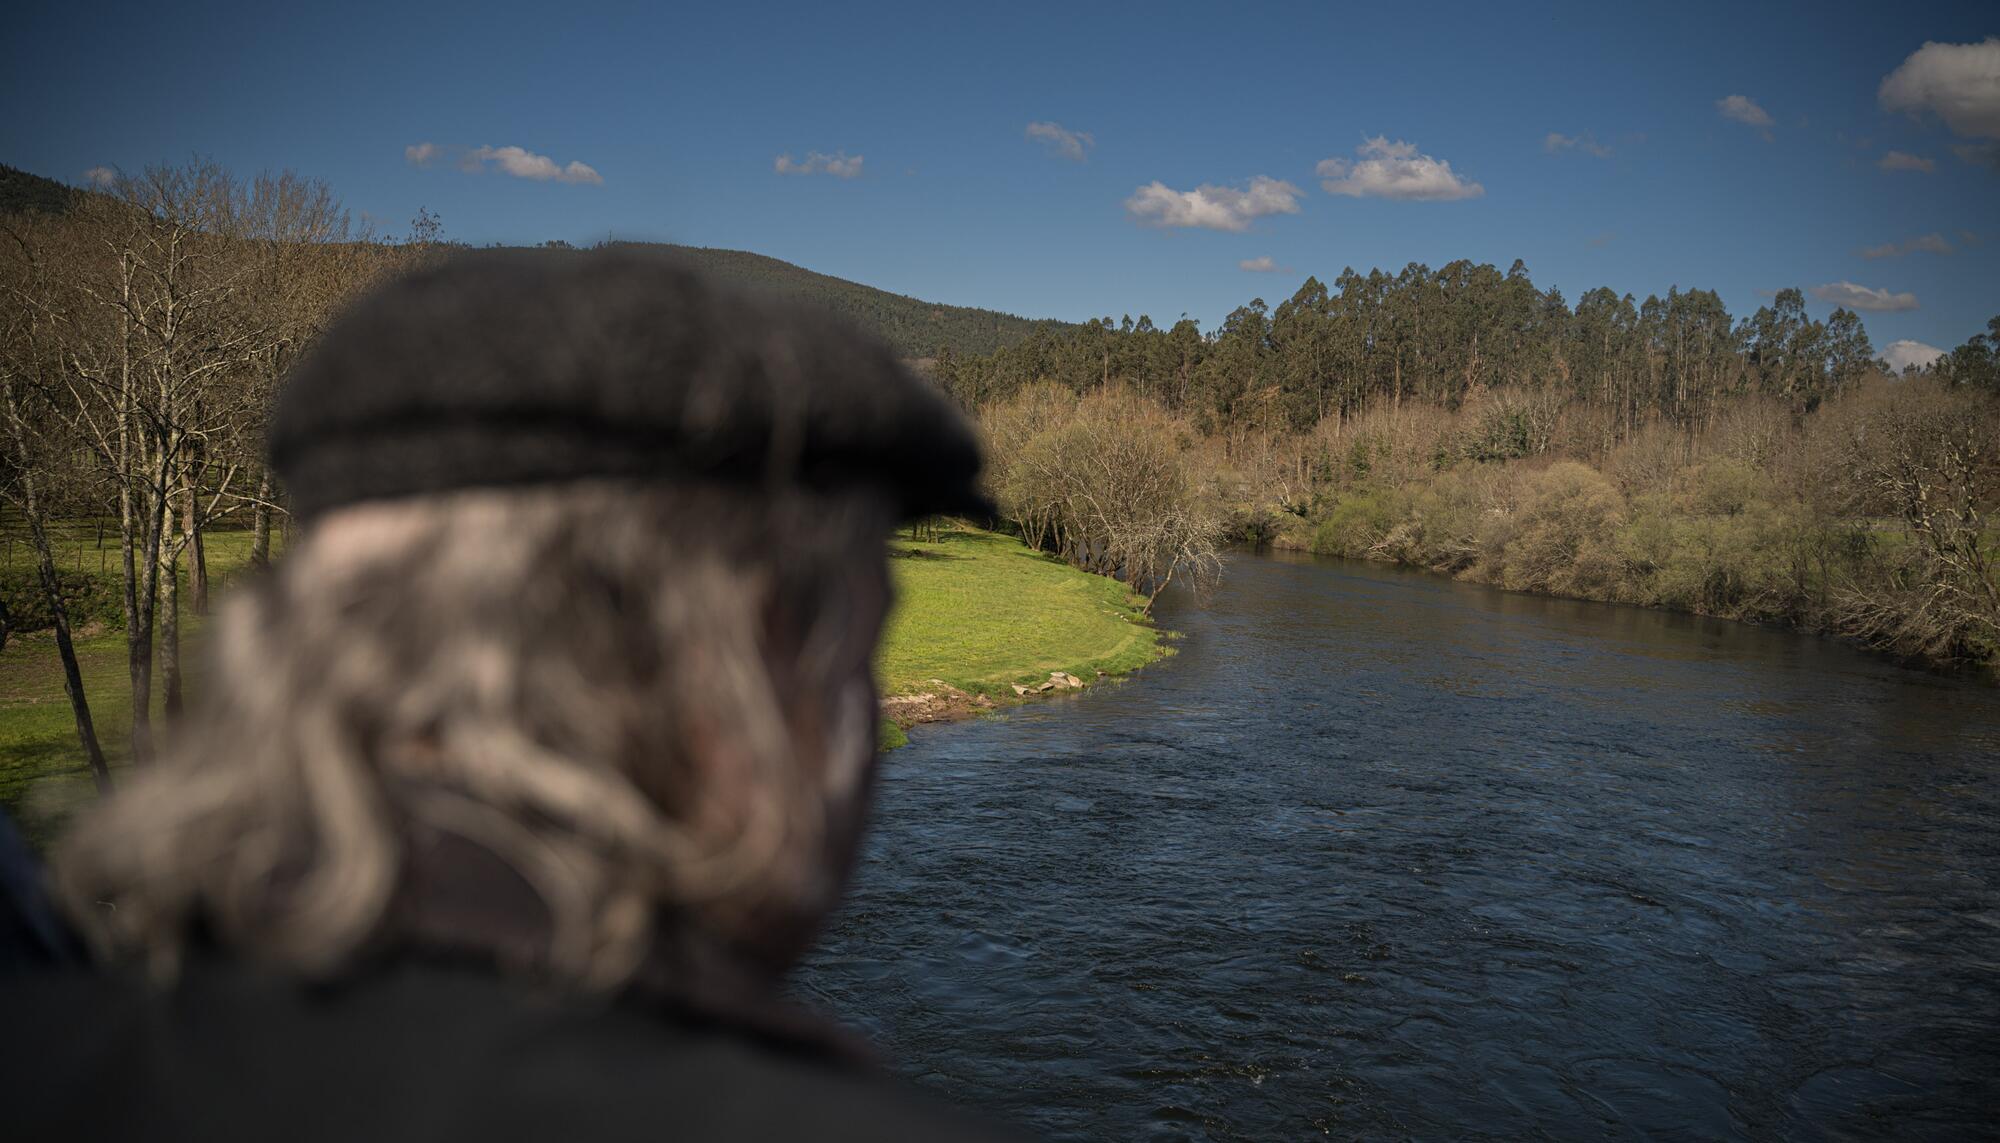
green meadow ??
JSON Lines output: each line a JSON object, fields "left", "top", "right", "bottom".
{"left": 877, "top": 525, "right": 1160, "bottom": 696}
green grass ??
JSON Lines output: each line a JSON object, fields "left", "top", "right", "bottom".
{"left": 1, "top": 521, "right": 1158, "bottom": 846}
{"left": 875, "top": 524, "right": 1162, "bottom": 696}
{"left": 0, "top": 519, "right": 280, "bottom": 578}
{"left": 0, "top": 627, "right": 137, "bottom": 848}
{"left": 0, "top": 524, "right": 281, "bottom": 847}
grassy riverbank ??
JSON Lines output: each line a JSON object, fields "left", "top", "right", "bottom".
{"left": 0, "top": 521, "right": 1160, "bottom": 844}
{"left": 874, "top": 523, "right": 1164, "bottom": 747}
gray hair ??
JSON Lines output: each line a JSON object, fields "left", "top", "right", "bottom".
{"left": 53, "top": 480, "right": 895, "bottom": 992}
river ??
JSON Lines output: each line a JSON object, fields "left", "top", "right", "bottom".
{"left": 793, "top": 551, "right": 2000, "bottom": 1140}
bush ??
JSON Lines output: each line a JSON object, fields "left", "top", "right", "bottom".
{"left": 1223, "top": 504, "right": 1286, "bottom": 547}
{"left": 1376, "top": 465, "right": 1511, "bottom": 574}
{"left": 1312, "top": 487, "right": 1406, "bottom": 558}
{"left": 1489, "top": 462, "right": 1625, "bottom": 596}
{"left": 1684, "top": 458, "right": 1761, "bottom": 518}
{"left": 0, "top": 566, "right": 124, "bottom": 635}
{"left": 1619, "top": 492, "right": 1807, "bottom": 620}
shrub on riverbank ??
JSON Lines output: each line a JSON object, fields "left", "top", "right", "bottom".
{"left": 981, "top": 384, "right": 1225, "bottom": 614}
{"left": 1301, "top": 378, "right": 2000, "bottom": 672}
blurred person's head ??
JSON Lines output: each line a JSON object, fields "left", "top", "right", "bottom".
{"left": 52, "top": 248, "right": 986, "bottom": 995}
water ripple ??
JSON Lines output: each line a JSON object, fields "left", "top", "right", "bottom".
{"left": 796, "top": 553, "right": 2000, "bottom": 1140}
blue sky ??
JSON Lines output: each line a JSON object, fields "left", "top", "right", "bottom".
{"left": 6, "top": 0, "right": 1996, "bottom": 364}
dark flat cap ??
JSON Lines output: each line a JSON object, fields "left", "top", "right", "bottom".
{"left": 270, "top": 247, "right": 989, "bottom": 521}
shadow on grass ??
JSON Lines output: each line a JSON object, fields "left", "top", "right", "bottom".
{"left": 890, "top": 547, "right": 967, "bottom": 561}
{"left": 923, "top": 528, "right": 998, "bottom": 545}
{"left": 1, "top": 738, "right": 104, "bottom": 852}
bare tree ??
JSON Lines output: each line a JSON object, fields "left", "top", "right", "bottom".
{"left": 0, "top": 217, "right": 111, "bottom": 790}
{"left": 39, "top": 161, "right": 262, "bottom": 753}
{"left": 236, "top": 171, "right": 385, "bottom": 569}
{"left": 1832, "top": 379, "right": 2000, "bottom": 662}
{"left": 986, "top": 384, "right": 1224, "bottom": 613}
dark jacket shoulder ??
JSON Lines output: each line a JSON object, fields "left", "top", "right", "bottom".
{"left": 0, "top": 959, "right": 1023, "bottom": 1143}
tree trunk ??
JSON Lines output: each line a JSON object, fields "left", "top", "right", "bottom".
{"left": 2, "top": 377, "right": 111, "bottom": 793}
{"left": 250, "top": 469, "right": 272, "bottom": 567}
{"left": 129, "top": 455, "right": 172, "bottom": 763}
{"left": 35, "top": 514, "right": 112, "bottom": 792}
{"left": 185, "top": 480, "right": 208, "bottom": 616}
{"left": 161, "top": 547, "right": 183, "bottom": 719}
{"left": 1142, "top": 564, "right": 1179, "bottom": 618}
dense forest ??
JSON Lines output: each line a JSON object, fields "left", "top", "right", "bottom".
{"left": 936, "top": 261, "right": 1917, "bottom": 432}
{"left": 0, "top": 165, "right": 83, "bottom": 216}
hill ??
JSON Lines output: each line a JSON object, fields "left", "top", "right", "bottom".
{"left": 0, "top": 163, "right": 82, "bottom": 215}
{"left": 631, "top": 243, "right": 1071, "bottom": 359}
{"left": 2, "top": 163, "right": 1067, "bottom": 359}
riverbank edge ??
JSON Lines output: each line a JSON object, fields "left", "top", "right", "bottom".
{"left": 872, "top": 525, "right": 1170, "bottom": 750}
{"left": 1262, "top": 526, "right": 1999, "bottom": 684}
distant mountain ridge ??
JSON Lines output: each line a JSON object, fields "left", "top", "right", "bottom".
{"left": 1, "top": 163, "right": 1069, "bottom": 359}
{"left": 0, "top": 163, "right": 83, "bottom": 215}
{"left": 631, "top": 243, "right": 1072, "bottom": 359}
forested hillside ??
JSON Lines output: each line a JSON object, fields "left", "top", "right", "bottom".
{"left": 0, "top": 164, "right": 82, "bottom": 216}
{"left": 637, "top": 244, "right": 1072, "bottom": 359}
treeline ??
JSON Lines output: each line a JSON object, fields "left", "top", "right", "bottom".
{"left": 937, "top": 261, "right": 1907, "bottom": 438}
{"left": 952, "top": 267, "right": 2000, "bottom": 672}
{"left": 1, "top": 160, "right": 419, "bottom": 785}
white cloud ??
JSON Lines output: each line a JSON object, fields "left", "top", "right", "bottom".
{"left": 406, "top": 142, "right": 602, "bottom": 184}
{"left": 1124, "top": 176, "right": 1302, "bottom": 231}
{"left": 1808, "top": 280, "right": 1919, "bottom": 312}
{"left": 81, "top": 166, "right": 117, "bottom": 187}
{"left": 1316, "top": 137, "right": 1483, "bottom": 201}
{"left": 1026, "top": 121, "right": 1093, "bottom": 161}
{"left": 1881, "top": 339, "right": 1946, "bottom": 373}
{"left": 774, "top": 151, "right": 864, "bottom": 178}
{"left": 1543, "top": 132, "right": 1611, "bottom": 158}
{"left": 1716, "top": 94, "right": 1775, "bottom": 132}
{"left": 1860, "top": 232, "right": 1954, "bottom": 258}
{"left": 474, "top": 145, "right": 603, "bottom": 184}
{"left": 1239, "top": 256, "right": 1285, "bottom": 272}
{"left": 1879, "top": 38, "right": 2000, "bottom": 139}
{"left": 1877, "top": 149, "right": 1936, "bottom": 172}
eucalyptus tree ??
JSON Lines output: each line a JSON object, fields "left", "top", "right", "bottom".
{"left": 1269, "top": 277, "right": 1335, "bottom": 429}
{"left": 1936, "top": 317, "right": 1999, "bottom": 391}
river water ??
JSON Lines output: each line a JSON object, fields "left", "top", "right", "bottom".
{"left": 793, "top": 551, "right": 2000, "bottom": 1140}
